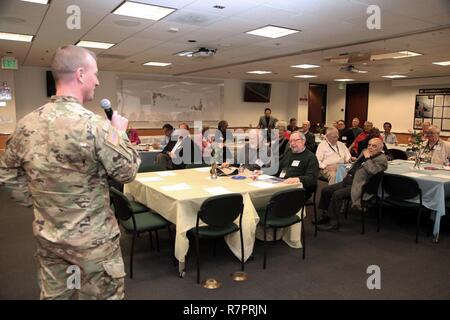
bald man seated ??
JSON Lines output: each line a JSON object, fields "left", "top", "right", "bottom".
{"left": 316, "top": 138, "right": 388, "bottom": 231}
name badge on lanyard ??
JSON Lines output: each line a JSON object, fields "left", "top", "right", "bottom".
{"left": 291, "top": 160, "right": 300, "bottom": 167}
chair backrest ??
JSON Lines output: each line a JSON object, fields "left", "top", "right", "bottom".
{"left": 361, "top": 171, "right": 384, "bottom": 198}
{"left": 267, "top": 188, "right": 306, "bottom": 219}
{"left": 387, "top": 149, "right": 408, "bottom": 160}
{"left": 110, "top": 187, "right": 133, "bottom": 221}
{"left": 198, "top": 193, "right": 244, "bottom": 227}
{"left": 381, "top": 174, "right": 421, "bottom": 200}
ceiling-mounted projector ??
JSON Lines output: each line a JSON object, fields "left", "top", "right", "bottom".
{"left": 192, "top": 47, "right": 217, "bottom": 57}
{"left": 340, "top": 64, "right": 368, "bottom": 74}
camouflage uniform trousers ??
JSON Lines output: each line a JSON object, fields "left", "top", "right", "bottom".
{"left": 35, "top": 235, "right": 125, "bottom": 300}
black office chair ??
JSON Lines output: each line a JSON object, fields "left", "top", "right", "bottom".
{"left": 343, "top": 171, "right": 384, "bottom": 234}
{"left": 110, "top": 187, "right": 174, "bottom": 278}
{"left": 379, "top": 174, "right": 423, "bottom": 243}
{"left": 306, "top": 183, "right": 321, "bottom": 237}
{"left": 387, "top": 149, "right": 408, "bottom": 160}
{"left": 257, "top": 188, "right": 306, "bottom": 269}
{"left": 188, "top": 193, "right": 244, "bottom": 284}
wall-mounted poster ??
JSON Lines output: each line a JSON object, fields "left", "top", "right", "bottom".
{"left": 414, "top": 94, "right": 450, "bottom": 132}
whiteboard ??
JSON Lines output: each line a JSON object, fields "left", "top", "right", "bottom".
{"left": 117, "top": 79, "right": 223, "bottom": 127}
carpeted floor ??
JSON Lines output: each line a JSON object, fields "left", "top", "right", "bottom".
{"left": 1, "top": 182, "right": 449, "bottom": 300}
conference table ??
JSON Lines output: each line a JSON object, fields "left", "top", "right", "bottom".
{"left": 336, "top": 159, "right": 450, "bottom": 242}
{"left": 124, "top": 168, "right": 305, "bottom": 275}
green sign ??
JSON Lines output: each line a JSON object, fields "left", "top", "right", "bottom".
{"left": 1, "top": 56, "right": 18, "bottom": 70}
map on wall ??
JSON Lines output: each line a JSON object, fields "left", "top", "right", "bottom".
{"left": 117, "top": 79, "right": 223, "bottom": 127}
{"left": 414, "top": 94, "right": 450, "bottom": 131}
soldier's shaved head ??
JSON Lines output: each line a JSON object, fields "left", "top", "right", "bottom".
{"left": 51, "top": 45, "right": 96, "bottom": 82}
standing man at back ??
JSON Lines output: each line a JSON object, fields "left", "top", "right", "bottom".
{"left": 0, "top": 45, "right": 140, "bottom": 299}
{"left": 258, "top": 107, "right": 278, "bottom": 142}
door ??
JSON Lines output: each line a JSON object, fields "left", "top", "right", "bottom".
{"left": 345, "top": 83, "right": 369, "bottom": 128}
{"left": 308, "top": 84, "right": 327, "bottom": 133}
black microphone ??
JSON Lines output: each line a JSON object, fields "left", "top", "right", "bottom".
{"left": 100, "top": 98, "right": 113, "bottom": 121}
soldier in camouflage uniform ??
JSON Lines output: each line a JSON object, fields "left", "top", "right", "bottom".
{"left": 0, "top": 45, "right": 140, "bottom": 299}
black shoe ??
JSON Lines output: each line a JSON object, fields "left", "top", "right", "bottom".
{"left": 317, "top": 223, "right": 339, "bottom": 232}
{"left": 313, "top": 215, "right": 330, "bottom": 225}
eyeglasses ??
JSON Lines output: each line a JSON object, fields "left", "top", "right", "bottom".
{"left": 290, "top": 138, "right": 303, "bottom": 143}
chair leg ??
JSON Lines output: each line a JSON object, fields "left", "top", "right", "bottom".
{"left": 416, "top": 206, "right": 422, "bottom": 244}
{"left": 313, "top": 198, "right": 318, "bottom": 237}
{"left": 361, "top": 207, "right": 366, "bottom": 235}
{"left": 263, "top": 227, "right": 267, "bottom": 269}
{"left": 167, "top": 225, "right": 176, "bottom": 267}
{"left": 149, "top": 231, "right": 153, "bottom": 249}
{"left": 239, "top": 228, "right": 244, "bottom": 271}
{"left": 273, "top": 228, "right": 277, "bottom": 245}
{"left": 195, "top": 234, "right": 201, "bottom": 284}
{"left": 301, "top": 219, "right": 306, "bottom": 260}
{"left": 155, "top": 230, "right": 160, "bottom": 252}
{"left": 130, "top": 232, "right": 136, "bottom": 279}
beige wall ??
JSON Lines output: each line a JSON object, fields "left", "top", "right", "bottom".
{"left": 12, "top": 66, "right": 297, "bottom": 128}
{"left": 326, "top": 82, "right": 346, "bottom": 126}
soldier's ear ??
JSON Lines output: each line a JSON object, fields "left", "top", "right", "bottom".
{"left": 76, "top": 67, "right": 84, "bottom": 84}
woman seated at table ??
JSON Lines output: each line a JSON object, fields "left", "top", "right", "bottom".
{"left": 126, "top": 124, "right": 141, "bottom": 145}
{"left": 271, "top": 120, "right": 290, "bottom": 158}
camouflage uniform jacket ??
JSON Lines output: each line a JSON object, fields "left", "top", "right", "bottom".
{"left": 0, "top": 96, "right": 141, "bottom": 250}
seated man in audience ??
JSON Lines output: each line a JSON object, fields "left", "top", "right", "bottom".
{"left": 420, "top": 125, "right": 450, "bottom": 165}
{"left": 155, "top": 126, "right": 199, "bottom": 170}
{"left": 350, "top": 117, "right": 363, "bottom": 139}
{"left": 152, "top": 123, "right": 174, "bottom": 150}
{"left": 337, "top": 120, "right": 355, "bottom": 147}
{"left": 301, "top": 120, "right": 317, "bottom": 153}
{"left": 316, "top": 138, "right": 388, "bottom": 231}
{"left": 357, "top": 127, "right": 388, "bottom": 157}
{"left": 349, "top": 121, "right": 373, "bottom": 156}
{"left": 287, "top": 118, "right": 299, "bottom": 132}
{"left": 273, "top": 131, "right": 319, "bottom": 200}
{"left": 316, "top": 127, "right": 352, "bottom": 184}
{"left": 381, "top": 122, "right": 398, "bottom": 145}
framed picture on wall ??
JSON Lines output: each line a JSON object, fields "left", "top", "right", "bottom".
{"left": 414, "top": 94, "right": 450, "bottom": 132}
{"left": 415, "top": 95, "right": 434, "bottom": 118}
{"left": 414, "top": 118, "right": 423, "bottom": 129}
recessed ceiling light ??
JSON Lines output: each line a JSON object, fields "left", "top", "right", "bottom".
{"left": 143, "top": 61, "right": 172, "bottom": 67}
{"left": 176, "top": 51, "right": 194, "bottom": 57}
{"left": 246, "top": 25, "right": 300, "bottom": 39}
{"left": 433, "top": 61, "right": 450, "bottom": 66}
{"left": 76, "top": 41, "right": 115, "bottom": 49}
{"left": 334, "top": 79, "right": 355, "bottom": 82}
{"left": 0, "top": 32, "right": 33, "bottom": 42}
{"left": 113, "top": 1, "right": 175, "bottom": 21}
{"left": 382, "top": 75, "right": 408, "bottom": 79}
{"left": 393, "top": 51, "right": 422, "bottom": 59}
{"left": 291, "top": 64, "right": 320, "bottom": 69}
{"left": 20, "top": 0, "right": 49, "bottom": 4}
{"left": 247, "top": 70, "right": 272, "bottom": 74}
{"left": 295, "top": 75, "right": 318, "bottom": 78}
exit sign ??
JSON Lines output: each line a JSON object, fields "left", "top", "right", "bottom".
{"left": 1, "top": 56, "right": 18, "bottom": 70}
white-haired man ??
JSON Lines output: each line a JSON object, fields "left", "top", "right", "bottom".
{"left": 316, "top": 127, "right": 352, "bottom": 184}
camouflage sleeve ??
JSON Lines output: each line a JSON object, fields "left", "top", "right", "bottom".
{"left": 91, "top": 117, "right": 141, "bottom": 184}
{"left": 0, "top": 130, "right": 32, "bottom": 207}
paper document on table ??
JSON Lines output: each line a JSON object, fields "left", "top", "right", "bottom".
{"left": 249, "top": 181, "right": 274, "bottom": 189}
{"left": 161, "top": 183, "right": 191, "bottom": 191}
{"left": 136, "top": 176, "right": 163, "bottom": 182}
{"left": 431, "top": 174, "right": 450, "bottom": 180}
{"left": 194, "top": 167, "right": 211, "bottom": 172}
{"left": 402, "top": 172, "right": 427, "bottom": 178}
{"left": 204, "top": 187, "right": 232, "bottom": 195}
{"left": 156, "top": 171, "right": 177, "bottom": 177}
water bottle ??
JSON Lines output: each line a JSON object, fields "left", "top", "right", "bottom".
{"left": 238, "top": 163, "right": 245, "bottom": 174}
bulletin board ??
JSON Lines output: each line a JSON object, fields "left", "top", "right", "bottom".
{"left": 414, "top": 94, "right": 450, "bottom": 131}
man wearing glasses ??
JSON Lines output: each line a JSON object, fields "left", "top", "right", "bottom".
{"left": 421, "top": 125, "right": 450, "bottom": 165}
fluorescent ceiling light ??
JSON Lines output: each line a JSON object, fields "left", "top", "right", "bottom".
{"left": 246, "top": 25, "right": 300, "bottom": 39}
{"left": 113, "top": 1, "right": 175, "bottom": 21}
{"left": 433, "top": 61, "right": 450, "bottom": 66}
{"left": 20, "top": 0, "right": 49, "bottom": 4}
{"left": 295, "top": 75, "right": 317, "bottom": 78}
{"left": 176, "top": 51, "right": 194, "bottom": 57}
{"left": 76, "top": 41, "right": 115, "bottom": 49}
{"left": 291, "top": 64, "right": 320, "bottom": 69}
{"left": 247, "top": 71, "right": 272, "bottom": 74}
{"left": 0, "top": 32, "right": 33, "bottom": 42}
{"left": 382, "top": 75, "right": 407, "bottom": 79}
{"left": 334, "top": 79, "right": 355, "bottom": 82}
{"left": 143, "top": 61, "right": 172, "bottom": 67}
{"left": 393, "top": 51, "right": 422, "bottom": 59}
